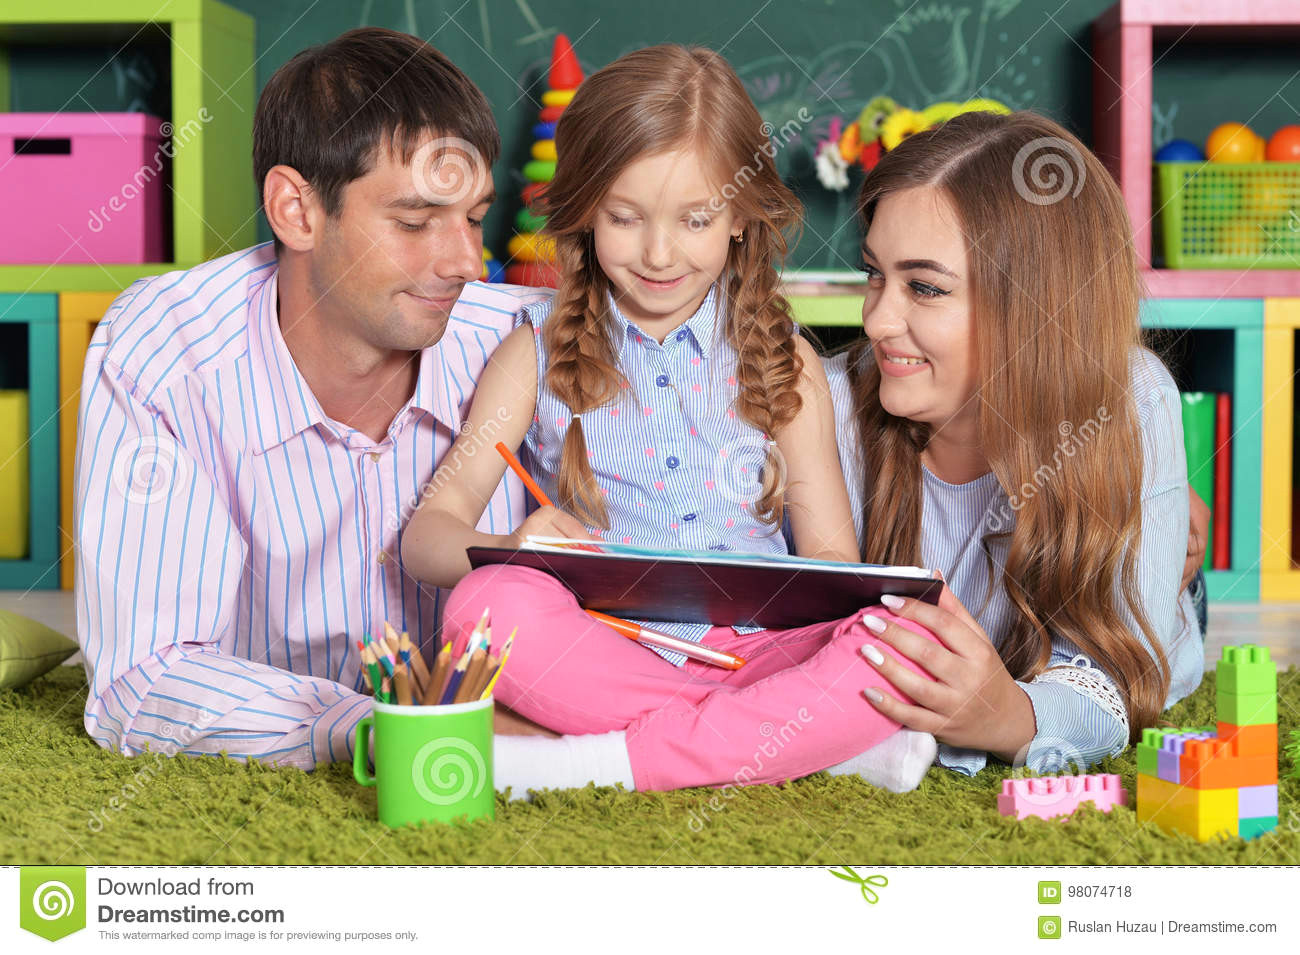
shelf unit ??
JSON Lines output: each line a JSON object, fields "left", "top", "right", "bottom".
{"left": 0, "top": 293, "right": 59, "bottom": 590}
{"left": 0, "top": 0, "right": 255, "bottom": 588}
{"left": 1092, "top": 0, "right": 1300, "bottom": 600}
{"left": 0, "top": 0, "right": 256, "bottom": 293}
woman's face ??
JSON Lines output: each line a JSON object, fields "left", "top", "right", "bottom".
{"left": 860, "top": 185, "right": 979, "bottom": 434}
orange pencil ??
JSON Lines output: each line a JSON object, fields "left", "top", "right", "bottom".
{"left": 495, "top": 442, "right": 553, "bottom": 507}
{"left": 585, "top": 610, "right": 745, "bottom": 670}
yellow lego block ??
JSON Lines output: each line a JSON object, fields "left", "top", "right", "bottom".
{"left": 1137, "top": 773, "right": 1238, "bottom": 842}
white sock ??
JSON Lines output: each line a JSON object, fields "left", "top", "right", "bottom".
{"left": 493, "top": 731, "right": 636, "bottom": 800}
{"left": 824, "top": 729, "right": 937, "bottom": 793}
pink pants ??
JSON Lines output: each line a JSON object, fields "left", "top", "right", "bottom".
{"left": 443, "top": 564, "right": 942, "bottom": 791}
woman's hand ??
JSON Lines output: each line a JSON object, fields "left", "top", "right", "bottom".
{"left": 1182, "top": 486, "right": 1210, "bottom": 591}
{"left": 859, "top": 588, "right": 1037, "bottom": 763}
{"left": 508, "top": 505, "right": 591, "bottom": 548}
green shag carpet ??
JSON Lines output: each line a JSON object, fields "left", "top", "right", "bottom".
{"left": 2, "top": 665, "right": 1297, "bottom": 865}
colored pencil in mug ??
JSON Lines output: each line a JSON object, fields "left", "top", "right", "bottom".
{"left": 357, "top": 642, "right": 384, "bottom": 699}
{"left": 585, "top": 610, "right": 745, "bottom": 670}
{"left": 421, "top": 641, "right": 453, "bottom": 705}
{"left": 438, "top": 645, "right": 473, "bottom": 705}
{"left": 399, "top": 630, "right": 431, "bottom": 695}
{"left": 393, "top": 660, "right": 414, "bottom": 706}
{"left": 455, "top": 647, "right": 489, "bottom": 704}
{"left": 479, "top": 628, "right": 516, "bottom": 700}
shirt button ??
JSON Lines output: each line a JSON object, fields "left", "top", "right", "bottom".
{"left": 676, "top": 331, "right": 688, "bottom": 342}
{"left": 683, "top": 513, "right": 697, "bottom": 521}
{"left": 368, "top": 452, "right": 381, "bottom": 463}
{"left": 655, "top": 374, "right": 669, "bottom": 387}
{"left": 666, "top": 456, "right": 680, "bottom": 469}
{"left": 377, "top": 551, "right": 388, "bottom": 565}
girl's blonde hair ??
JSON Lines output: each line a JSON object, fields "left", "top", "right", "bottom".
{"left": 539, "top": 44, "right": 803, "bottom": 529}
{"left": 846, "top": 110, "right": 1170, "bottom": 740}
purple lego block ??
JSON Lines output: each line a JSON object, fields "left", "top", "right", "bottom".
{"left": 1156, "top": 732, "right": 1213, "bottom": 783}
{"left": 1238, "top": 785, "right": 1278, "bottom": 819}
{"left": 997, "top": 773, "right": 1127, "bottom": 821}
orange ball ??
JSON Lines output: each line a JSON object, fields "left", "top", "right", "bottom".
{"left": 1206, "top": 122, "right": 1262, "bottom": 163}
{"left": 1266, "top": 125, "right": 1300, "bottom": 161}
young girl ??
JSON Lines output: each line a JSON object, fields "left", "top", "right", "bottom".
{"left": 401, "top": 45, "right": 943, "bottom": 795}
{"left": 822, "top": 110, "right": 1205, "bottom": 776}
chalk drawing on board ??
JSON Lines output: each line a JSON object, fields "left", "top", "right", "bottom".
{"left": 1152, "top": 101, "right": 1179, "bottom": 150}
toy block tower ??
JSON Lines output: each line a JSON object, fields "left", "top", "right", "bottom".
{"left": 503, "top": 34, "right": 583, "bottom": 288}
{"left": 1136, "top": 645, "right": 1278, "bottom": 842}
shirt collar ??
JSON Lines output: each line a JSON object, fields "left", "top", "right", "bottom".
{"left": 606, "top": 283, "right": 722, "bottom": 359}
{"left": 246, "top": 270, "right": 460, "bottom": 455}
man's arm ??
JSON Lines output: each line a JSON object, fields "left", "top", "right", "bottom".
{"left": 76, "top": 339, "right": 368, "bottom": 770}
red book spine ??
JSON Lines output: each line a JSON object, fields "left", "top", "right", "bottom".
{"left": 1212, "top": 393, "right": 1231, "bottom": 570}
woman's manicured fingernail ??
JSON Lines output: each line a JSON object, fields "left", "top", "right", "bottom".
{"left": 863, "top": 688, "right": 884, "bottom": 704}
{"left": 879, "top": 594, "right": 905, "bottom": 611}
{"left": 861, "top": 643, "right": 885, "bottom": 665}
{"left": 861, "top": 612, "right": 887, "bottom": 634}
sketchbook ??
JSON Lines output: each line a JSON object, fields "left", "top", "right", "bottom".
{"left": 465, "top": 536, "right": 943, "bottom": 629}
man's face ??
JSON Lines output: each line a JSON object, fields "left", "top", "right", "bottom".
{"left": 306, "top": 133, "right": 493, "bottom": 354}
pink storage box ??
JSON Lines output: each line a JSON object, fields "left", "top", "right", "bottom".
{"left": 0, "top": 112, "right": 167, "bottom": 264}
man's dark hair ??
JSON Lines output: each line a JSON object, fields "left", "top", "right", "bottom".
{"left": 253, "top": 27, "right": 499, "bottom": 225}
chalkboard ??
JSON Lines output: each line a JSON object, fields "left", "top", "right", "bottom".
{"left": 8, "top": 0, "right": 1299, "bottom": 269}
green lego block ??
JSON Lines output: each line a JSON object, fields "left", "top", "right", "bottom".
{"left": 1216, "top": 645, "right": 1277, "bottom": 697}
{"left": 1217, "top": 691, "right": 1278, "bottom": 726}
{"left": 1239, "top": 816, "right": 1278, "bottom": 841}
{"left": 1136, "top": 725, "right": 1215, "bottom": 778}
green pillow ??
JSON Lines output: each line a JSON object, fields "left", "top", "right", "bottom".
{"left": 0, "top": 610, "right": 79, "bottom": 689}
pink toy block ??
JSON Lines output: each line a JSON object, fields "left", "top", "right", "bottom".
{"left": 997, "top": 774, "right": 1128, "bottom": 821}
{"left": 0, "top": 112, "right": 166, "bottom": 264}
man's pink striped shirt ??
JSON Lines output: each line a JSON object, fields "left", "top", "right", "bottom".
{"left": 75, "top": 242, "right": 547, "bottom": 768}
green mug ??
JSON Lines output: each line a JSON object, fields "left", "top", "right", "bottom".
{"left": 353, "top": 698, "right": 495, "bottom": 827}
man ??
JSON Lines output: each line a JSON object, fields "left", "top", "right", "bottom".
{"left": 76, "top": 28, "right": 546, "bottom": 768}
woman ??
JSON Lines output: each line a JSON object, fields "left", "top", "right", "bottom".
{"left": 823, "top": 109, "right": 1205, "bottom": 775}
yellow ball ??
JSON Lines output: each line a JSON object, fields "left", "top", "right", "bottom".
{"left": 531, "top": 139, "right": 557, "bottom": 162}
{"left": 1206, "top": 122, "right": 1261, "bottom": 163}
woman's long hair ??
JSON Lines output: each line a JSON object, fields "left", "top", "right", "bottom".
{"left": 539, "top": 44, "right": 803, "bottom": 529}
{"left": 847, "top": 110, "right": 1170, "bottom": 740}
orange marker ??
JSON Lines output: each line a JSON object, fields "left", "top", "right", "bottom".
{"left": 585, "top": 610, "right": 745, "bottom": 670}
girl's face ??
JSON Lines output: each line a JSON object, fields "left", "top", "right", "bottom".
{"left": 593, "top": 147, "right": 744, "bottom": 340}
{"left": 860, "top": 185, "right": 979, "bottom": 434}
